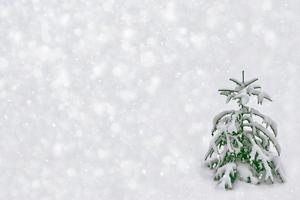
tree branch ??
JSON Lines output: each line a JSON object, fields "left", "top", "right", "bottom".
{"left": 229, "top": 78, "right": 242, "bottom": 86}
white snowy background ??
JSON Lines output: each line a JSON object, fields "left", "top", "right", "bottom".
{"left": 0, "top": 0, "right": 299, "bottom": 199}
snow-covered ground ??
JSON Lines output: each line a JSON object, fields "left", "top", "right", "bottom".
{"left": 0, "top": 0, "right": 300, "bottom": 199}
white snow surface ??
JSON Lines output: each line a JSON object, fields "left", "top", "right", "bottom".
{"left": 0, "top": 0, "right": 300, "bottom": 199}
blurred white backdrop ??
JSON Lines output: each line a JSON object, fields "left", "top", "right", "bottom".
{"left": 0, "top": 0, "right": 299, "bottom": 199}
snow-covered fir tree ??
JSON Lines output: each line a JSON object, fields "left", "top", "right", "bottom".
{"left": 204, "top": 71, "right": 285, "bottom": 190}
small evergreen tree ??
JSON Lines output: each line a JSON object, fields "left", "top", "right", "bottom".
{"left": 204, "top": 71, "right": 285, "bottom": 190}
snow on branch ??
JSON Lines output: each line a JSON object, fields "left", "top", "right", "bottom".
{"left": 205, "top": 129, "right": 235, "bottom": 161}
{"left": 243, "top": 121, "right": 281, "bottom": 155}
{"left": 208, "top": 131, "right": 222, "bottom": 154}
{"left": 247, "top": 86, "right": 272, "bottom": 104}
{"left": 237, "top": 163, "right": 259, "bottom": 184}
{"left": 211, "top": 110, "right": 235, "bottom": 135}
{"left": 204, "top": 131, "right": 223, "bottom": 160}
{"left": 245, "top": 132, "right": 274, "bottom": 183}
{"left": 251, "top": 108, "right": 278, "bottom": 136}
{"left": 269, "top": 155, "right": 286, "bottom": 183}
{"left": 218, "top": 89, "right": 237, "bottom": 98}
{"left": 215, "top": 163, "right": 237, "bottom": 189}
